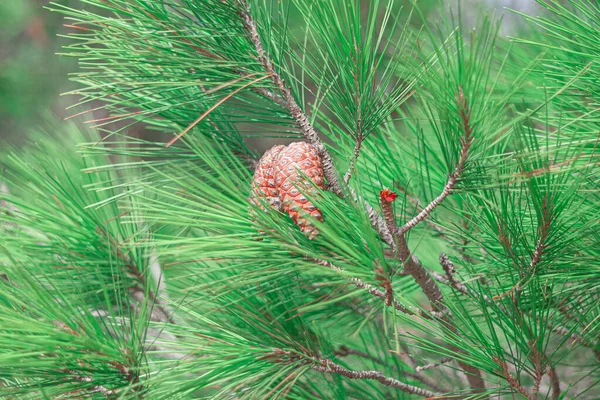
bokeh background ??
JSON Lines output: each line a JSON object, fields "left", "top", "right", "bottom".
{"left": 0, "top": 0, "right": 541, "bottom": 145}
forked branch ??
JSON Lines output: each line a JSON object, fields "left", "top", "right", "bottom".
{"left": 397, "top": 86, "right": 473, "bottom": 236}
{"left": 312, "top": 258, "right": 437, "bottom": 319}
{"left": 493, "top": 357, "right": 535, "bottom": 400}
{"left": 381, "top": 192, "right": 487, "bottom": 392}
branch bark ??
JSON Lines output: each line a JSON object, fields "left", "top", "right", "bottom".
{"left": 334, "top": 345, "right": 447, "bottom": 393}
{"left": 344, "top": 135, "right": 364, "bottom": 184}
{"left": 313, "top": 358, "right": 440, "bottom": 398}
{"left": 397, "top": 87, "right": 473, "bottom": 236}
{"left": 547, "top": 366, "right": 561, "bottom": 400}
{"left": 494, "top": 357, "right": 535, "bottom": 400}
{"left": 381, "top": 196, "right": 487, "bottom": 392}
{"left": 312, "top": 258, "right": 435, "bottom": 319}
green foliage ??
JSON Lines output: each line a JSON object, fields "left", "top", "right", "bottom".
{"left": 1, "top": 0, "right": 600, "bottom": 398}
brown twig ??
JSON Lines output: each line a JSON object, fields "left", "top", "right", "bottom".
{"left": 397, "top": 87, "right": 473, "bottom": 236}
{"left": 333, "top": 345, "right": 446, "bottom": 392}
{"left": 493, "top": 357, "right": 535, "bottom": 400}
{"left": 547, "top": 366, "right": 561, "bottom": 400}
{"left": 313, "top": 358, "right": 440, "bottom": 398}
{"left": 166, "top": 74, "right": 272, "bottom": 147}
{"left": 381, "top": 192, "right": 487, "bottom": 392}
{"left": 54, "top": 322, "right": 140, "bottom": 395}
{"left": 440, "top": 253, "right": 459, "bottom": 288}
{"left": 344, "top": 135, "right": 365, "bottom": 184}
{"left": 312, "top": 258, "right": 436, "bottom": 319}
{"left": 415, "top": 357, "right": 453, "bottom": 372}
{"left": 530, "top": 342, "right": 544, "bottom": 399}
{"left": 97, "top": 226, "right": 175, "bottom": 324}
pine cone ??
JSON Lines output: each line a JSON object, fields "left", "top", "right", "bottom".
{"left": 273, "top": 142, "right": 324, "bottom": 239}
{"left": 249, "top": 145, "right": 286, "bottom": 212}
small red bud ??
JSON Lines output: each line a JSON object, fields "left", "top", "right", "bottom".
{"left": 380, "top": 188, "right": 398, "bottom": 203}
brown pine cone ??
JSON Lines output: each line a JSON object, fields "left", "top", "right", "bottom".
{"left": 273, "top": 142, "right": 324, "bottom": 239}
{"left": 249, "top": 145, "right": 286, "bottom": 212}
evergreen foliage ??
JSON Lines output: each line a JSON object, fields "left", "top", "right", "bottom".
{"left": 1, "top": 0, "right": 599, "bottom": 398}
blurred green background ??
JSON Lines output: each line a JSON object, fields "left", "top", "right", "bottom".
{"left": 0, "top": 0, "right": 540, "bottom": 144}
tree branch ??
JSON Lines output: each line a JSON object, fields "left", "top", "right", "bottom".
{"left": 97, "top": 226, "right": 175, "bottom": 324}
{"left": 397, "top": 87, "right": 473, "bottom": 236}
{"left": 251, "top": 86, "right": 289, "bottom": 109}
{"left": 238, "top": 3, "right": 342, "bottom": 196}
{"left": 415, "top": 357, "right": 453, "bottom": 372}
{"left": 312, "top": 258, "right": 436, "bottom": 319}
{"left": 435, "top": 255, "right": 493, "bottom": 303}
{"left": 381, "top": 194, "right": 487, "bottom": 392}
{"left": 334, "top": 346, "right": 447, "bottom": 393}
{"left": 547, "top": 366, "right": 561, "bottom": 400}
{"left": 344, "top": 135, "right": 364, "bottom": 184}
{"left": 313, "top": 358, "right": 440, "bottom": 398}
{"left": 237, "top": 2, "right": 401, "bottom": 256}
{"left": 493, "top": 357, "right": 535, "bottom": 400}
{"left": 238, "top": 7, "right": 486, "bottom": 393}
{"left": 54, "top": 321, "right": 141, "bottom": 394}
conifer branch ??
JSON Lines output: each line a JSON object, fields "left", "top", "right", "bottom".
{"left": 381, "top": 194, "right": 487, "bottom": 392}
{"left": 435, "top": 255, "right": 493, "bottom": 302}
{"left": 97, "top": 226, "right": 174, "bottom": 324}
{"left": 415, "top": 357, "right": 453, "bottom": 372}
{"left": 440, "top": 253, "right": 458, "bottom": 287}
{"left": 530, "top": 195, "right": 553, "bottom": 271}
{"left": 149, "top": 7, "right": 286, "bottom": 110}
{"left": 312, "top": 258, "right": 435, "bottom": 319}
{"left": 493, "top": 357, "right": 535, "bottom": 400}
{"left": 394, "top": 182, "right": 448, "bottom": 237}
{"left": 312, "top": 358, "right": 440, "bottom": 397}
{"left": 251, "top": 86, "right": 289, "bottom": 108}
{"left": 397, "top": 87, "right": 473, "bottom": 236}
{"left": 530, "top": 344, "right": 544, "bottom": 399}
{"left": 547, "top": 366, "right": 561, "bottom": 400}
{"left": 54, "top": 322, "right": 141, "bottom": 395}
{"left": 334, "top": 345, "right": 446, "bottom": 392}
{"left": 237, "top": 2, "right": 400, "bottom": 256}
{"left": 238, "top": 2, "right": 343, "bottom": 196}
{"left": 344, "top": 135, "right": 364, "bottom": 184}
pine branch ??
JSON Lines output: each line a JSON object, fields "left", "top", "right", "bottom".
{"left": 236, "top": 0, "right": 404, "bottom": 263}
{"left": 397, "top": 87, "right": 473, "bottom": 236}
{"left": 334, "top": 346, "right": 446, "bottom": 393}
{"left": 251, "top": 86, "right": 289, "bottom": 109}
{"left": 381, "top": 193, "right": 487, "bottom": 392}
{"left": 97, "top": 226, "right": 174, "bottom": 324}
{"left": 344, "top": 135, "right": 365, "bottom": 184}
{"left": 236, "top": 1, "right": 404, "bottom": 264}
{"left": 493, "top": 357, "right": 535, "bottom": 400}
{"left": 435, "top": 255, "right": 493, "bottom": 302}
{"left": 312, "top": 258, "right": 435, "bottom": 319}
{"left": 547, "top": 366, "right": 561, "bottom": 400}
{"left": 394, "top": 182, "right": 447, "bottom": 237}
{"left": 415, "top": 357, "right": 453, "bottom": 372}
{"left": 238, "top": 2, "right": 342, "bottom": 196}
{"left": 530, "top": 343, "right": 544, "bottom": 399}
{"left": 166, "top": 74, "right": 273, "bottom": 147}
{"left": 312, "top": 358, "right": 440, "bottom": 398}
{"left": 53, "top": 321, "right": 141, "bottom": 394}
